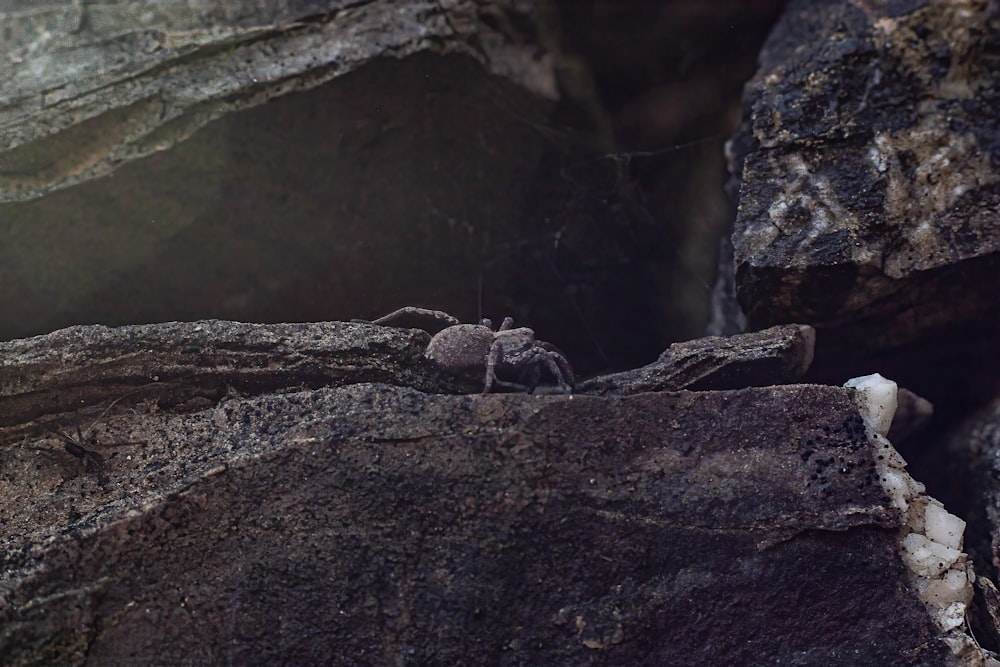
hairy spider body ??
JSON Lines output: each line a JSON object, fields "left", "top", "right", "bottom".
{"left": 425, "top": 323, "right": 495, "bottom": 377}
{"left": 373, "top": 307, "right": 575, "bottom": 394}
{"left": 40, "top": 395, "right": 134, "bottom": 480}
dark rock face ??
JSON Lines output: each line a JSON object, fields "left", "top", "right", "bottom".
{"left": 945, "top": 397, "right": 1000, "bottom": 595}
{"left": 0, "top": 333, "right": 946, "bottom": 664}
{"left": 939, "top": 397, "right": 1000, "bottom": 655}
{"left": 728, "top": 0, "right": 1000, "bottom": 405}
{"left": 0, "top": 0, "right": 569, "bottom": 366}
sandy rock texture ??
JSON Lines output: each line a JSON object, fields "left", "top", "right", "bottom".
{"left": 0, "top": 322, "right": 957, "bottom": 665}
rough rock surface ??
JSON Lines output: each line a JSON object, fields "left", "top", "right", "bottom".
{"left": 0, "top": 320, "right": 469, "bottom": 428}
{"left": 728, "top": 0, "right": 1000, "bottom": 405}
{"left": 579, "top": 323, "right": 815, "bottom": 396}
{"left": 0, "top": 322, "right": 958, "bottom": 664}
{"left": 0, "top": 0, "right": 552, "bottom": 203}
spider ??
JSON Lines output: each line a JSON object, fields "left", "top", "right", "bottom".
{"left": 42, "top": 396, "right": 134, "bottom": 475}
{"left": 47, "top": 422, "right": 105, "bottom": 472}
{"left": 372, "top": 307, "right": 575, "bottom": 394}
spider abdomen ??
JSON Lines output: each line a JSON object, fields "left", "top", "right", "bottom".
{"left": 425, "top": 324, "right": 494, "bottom": 377}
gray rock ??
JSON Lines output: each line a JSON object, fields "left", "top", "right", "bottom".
{"left": 0, "top": 320, "right": 472, "bottom": 427}
{"left": 945, "top": 397, "right": 1000, "bottom": 584}
{"left": 579, "top": 323, "right": 814, "bottom": 396}
{"left": 888, "top": 387, "right": 934, "bottom": 445}
{"left": 0, "top": 321, "right": 977, "bottom": 665}
{"left": 727, "top": 0, "right": 1000, "bottom": 403}
{"left": 0, "top": 0, "right": 552, "bottom": 203}
{"left": 0, "top": 3, "right": 779, "bottom": 381}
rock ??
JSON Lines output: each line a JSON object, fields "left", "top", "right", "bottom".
{"left": 888, "top": 387, "right": 935, "bottom": 445}
{"left": 726, "top": 2, "right": 1000, "bottom": 655}
{"left": 0, "top": 320, "right": 472, "bottom": 427}
{"left": 727, "top": 0, "right": 1000, "bottom": 408}
{"left": 934, "top": 392, "right": 1000, "bottom": 659}
{"left": 0, "top": 322, "right": 985, "bottom": 664}
{"left": 578, "top": 323, "right": 814, "bottom": 395}
{"left": 0, "top": 0, "right": 553, "bottom": 204}
{"left": 4, "top": 1, "right": 998, "bottom": 662}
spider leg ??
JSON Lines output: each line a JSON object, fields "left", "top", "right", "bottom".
{"left": 549, "top": 352, "right": 576, "bottom": 392}
{"left": 534, "top": 343, "right": 575, "bottom": 391}
{"left": 515, "top": 349, "right": 569, "bottom": 394}
{"left": 491, "top": 378, "right": 533, "bottom": 392}
{"left": 484, "top": 339, "right": 534, "bottom": 393}
{"left": 483, "top": 337, "right": 504, "bottom": 393}
{"left": 515, "top": 348, "right": 574, "bottom": 394}
{"left": 541, "top": 355, "right": 573, "bottom": 394}
{"left": 519, "top": 361, "right": 542, "bottom": 393}
{"left": 46, "top": 426, "right": 105, "bottom": 469}
{"left": 81, "top": 395, "right": 126, "bottom": 438}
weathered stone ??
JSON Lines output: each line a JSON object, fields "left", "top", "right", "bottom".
{"left": 0, "top": 0, "right": 553, "bottom": 204}
{"left": 5, "top": 0, "right": 999, "bottom": 661}
{"left": 579, "top": 323, "right": 814, "bottom": 396}
{"left": 0, "top": 320, "right": 472, "bottom": 428}
{"left": 0, "top": 322, "right": 983, "bottom": 665}
{"left": 728, "top": 0, "right": 1000, "bottom": 404}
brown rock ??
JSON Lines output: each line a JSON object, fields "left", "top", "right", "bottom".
{"left": 0, "top": 321, "right": 973, "bottom": 665}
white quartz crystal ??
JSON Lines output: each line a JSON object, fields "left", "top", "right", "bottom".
{"left": 924, "top": 500, "right": 966, "bottom": 551}
{"left": 844, "top": 372, "right": 898, "bottom": 437}
{"left": 901, "top": 533, "right": 962, "bottom": 578}
{"left": 845, "top": 373, "right": 975, "bottom": 654}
